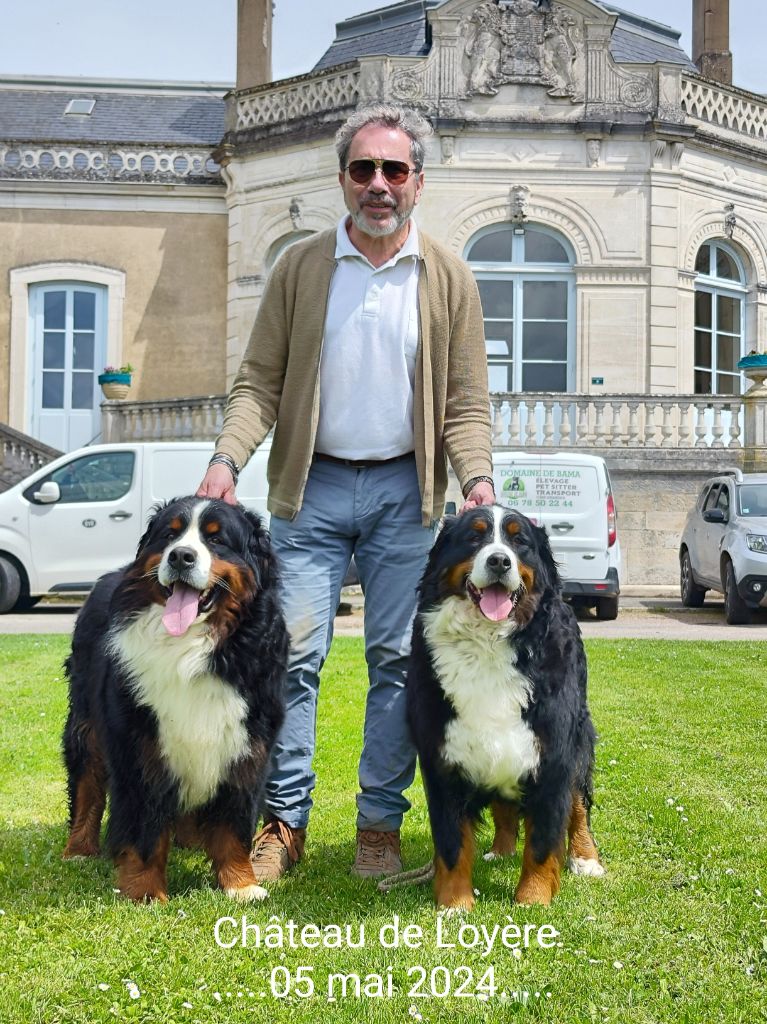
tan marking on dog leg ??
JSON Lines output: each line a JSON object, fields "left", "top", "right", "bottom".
{"left": 63, "top": 745, "right": 107, "bottom": 859}
{"left": 434, "top": 821, "right": 476, "bottom": 911}
{"left": 206, "top": 824, "right": 268, "bottom": 902}
{"left": 514, "top": 818, "right": 564, "bottom": 906}
{"left": 485, "top": 800, "right": 519, "bottom": 860}
{"left": 567, "top": 795, "right": 605, "bottom": 876}
{"left": 115, "top": 831, "right": 170, "bottom": 903}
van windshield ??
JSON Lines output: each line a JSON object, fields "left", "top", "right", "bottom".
{"left": 737, "top": 484, "right": 767, "bottom": 517}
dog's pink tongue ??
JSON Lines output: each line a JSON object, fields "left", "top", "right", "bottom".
{"left": 162, "top": 582, "right": 200, "bottom": 636}
{"left": 478, "top": 584, "right": 514, "bottom": 621}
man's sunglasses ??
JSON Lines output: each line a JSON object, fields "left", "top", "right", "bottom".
{"left": 345, "top": 158, "right": 418, "bottom": 185}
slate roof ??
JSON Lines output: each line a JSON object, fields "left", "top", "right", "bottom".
{"left": 601, "top": 4, "right": 697, "bottom": 70}
{"left": 0, "top": 79, "right": 228, "bottom": 145}
{"left": 314, "top": 0, "right": 440, "bottom": 72}
{"left": 313, "top": 0, "right": 695, "bottom": 74}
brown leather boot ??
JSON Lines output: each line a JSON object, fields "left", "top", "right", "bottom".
{"left": 250, "top": 817, "right": 306, "bottom": 882}
{"left": 351, "top": 829, "right": 402, "bottom": 878}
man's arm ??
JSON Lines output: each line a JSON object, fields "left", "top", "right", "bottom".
{"left": 196, "top": 259, "right": 291, "bottom": 502}
{"left": 443, "top": 266, "right": 495, "bottom": 509}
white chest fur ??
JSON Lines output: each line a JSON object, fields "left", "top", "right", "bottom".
{"left": 421, "top": 597, "right": 540, "bottom": 799}
{"left": 108, "top": 606, "right": 250, "bottom": 810}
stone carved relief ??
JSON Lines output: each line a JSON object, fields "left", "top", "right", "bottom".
{"left": 510, "top": 184, "right": 531, "bottom": 223}
{"left": 289, "top": 197, "right": 303, "bottom": 229}
{"left": 461, "top": 0, "right": 584, "bottom": 102}
{"left": 586, "top": 138, "right": 601, "bottom": 167}
{"left": 724, "top": 203, "right": 737, "bottom": 239}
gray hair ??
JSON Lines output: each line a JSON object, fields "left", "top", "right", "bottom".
{"left": 335, "top": 104, "right": 433, "bottom": 172}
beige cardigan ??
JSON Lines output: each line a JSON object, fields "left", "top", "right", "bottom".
{"left": 216, "top": 226, "right": 493, "bottom": 524}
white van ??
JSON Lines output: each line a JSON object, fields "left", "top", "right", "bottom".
{"left": 0, "top": 441, "right": 270, "bottom": 612}
{"left": 493, "top": 452, "right": 621, "bottom": 620}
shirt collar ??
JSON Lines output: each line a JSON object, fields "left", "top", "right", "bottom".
{"left": 335, "top": 215, "right": 420, "bottom": 268}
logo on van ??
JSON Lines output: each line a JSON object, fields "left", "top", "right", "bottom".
{"left": 503, "top": 476, "right": 526, "bottom": 495}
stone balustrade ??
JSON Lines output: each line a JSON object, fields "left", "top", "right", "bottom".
{"left": 681, "top": 75, "right": 767, "bottom": 150}
{"left": 101, "top": 392, "right": 753, "bottom": 452}
{"left": 101, "top": 396, "right": 226, "bottom": 443}
{"left": 235, "top": 65, "right": 360, "bottom": 131}
{"left": 0, "top": 423, "right": 61, "bottom": 491}
{"left": 490, "top": 393, "right": 744, "bottom": 450}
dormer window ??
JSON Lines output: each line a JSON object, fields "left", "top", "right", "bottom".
{"left": 64, "top": 99, "right": 96, "bottom": 116}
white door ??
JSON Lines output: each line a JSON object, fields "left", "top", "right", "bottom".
{"left": 29, "top": 284, "right": 106, "bottom": 451}
{"left": 26, "top": 449, "right": 140, "bottom": 591}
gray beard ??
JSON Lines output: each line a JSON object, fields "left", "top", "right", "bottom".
{"left": 350, "top": 204, "right": 413, "bottom": 237}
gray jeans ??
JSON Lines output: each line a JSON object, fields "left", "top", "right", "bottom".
{"left": 264, "top": 455, "right": 436, "bottom": 831}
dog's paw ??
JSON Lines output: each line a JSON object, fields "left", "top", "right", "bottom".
{"left": 436, "top": 900, "right": 474, "bottom": 916}
{"left": 62, "top": 841, "right": 101, "bottom": 860}
{"left": 225, "top": 884, "right": 269, "bottom": 902}
{"left": 568, "top": 856, "right": 606, "bottom": 877}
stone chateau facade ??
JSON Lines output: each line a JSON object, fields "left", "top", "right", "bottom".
{"left": 2, "top": 0, "right": 767, "bottom": 584}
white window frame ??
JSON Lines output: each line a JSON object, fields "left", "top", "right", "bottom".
{"left": 9, "top": 263, "right": 125, "bottom": 435}
{"left": 466, "top": 224, "right": 576, "bottom": 393}
{"left": 693, "top": 241, "right": 747, "bottom": 396}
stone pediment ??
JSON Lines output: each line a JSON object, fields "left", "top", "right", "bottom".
{"left": 359, "top": 0, "right": 665, "bottom": 122}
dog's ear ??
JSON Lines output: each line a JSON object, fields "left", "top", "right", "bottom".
{"left": 416, "top": 514, "right": 460, "bottom": 595}
{"left": 135, "top": 500, "right": 170, "bottom": 557}
{"left": 243, "top": 507, "right": 278, "bottom": 590}
{"left": 534, "top": 522, "right": 562, "bottom": 592}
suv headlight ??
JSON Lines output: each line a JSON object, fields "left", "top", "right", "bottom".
{"left": 746, "top": 534, "right": 767, "bottom": 553}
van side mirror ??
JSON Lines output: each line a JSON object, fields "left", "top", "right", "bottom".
{"left": 702, "top": 508, "right": 726, "bottom": 524}
{"left": 32, "top": 481, "right": 61, "bottom": 504}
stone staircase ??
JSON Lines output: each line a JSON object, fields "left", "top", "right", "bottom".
{"left": 0, "top": 424, "right": 61, "bottom": 491}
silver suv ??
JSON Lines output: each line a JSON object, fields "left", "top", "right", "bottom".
{"left": 679, "top": 470, "right": 767, "bottom": 624}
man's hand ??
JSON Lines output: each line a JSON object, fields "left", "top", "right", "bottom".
{"left": 196, "top": 464, "right": 237, "bottom": 505}
{"left": 461, "top": 480, "right": 495, "bottom": 511}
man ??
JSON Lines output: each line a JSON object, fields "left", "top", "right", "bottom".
{"left": 197, "top": 104, "right": 494, "bottom": 880}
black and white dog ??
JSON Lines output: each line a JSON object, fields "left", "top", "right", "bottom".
{"left": 62, "top": 497, "right": 287, "bottom": 903}
{"left": 407, "top": 505, "right": 604, "bottom": 908}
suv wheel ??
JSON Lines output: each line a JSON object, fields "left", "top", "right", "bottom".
{"left": 595, "top": 596, "right": 619, "bottom": 621}
{"left": 680, "top": 549, "right": 706, "bottom": 607}
{"left": 724, "top": 560, "right": 751, "bottom": 625}
{"left": 0, "top": 557, "right": 22, "bottom": 614}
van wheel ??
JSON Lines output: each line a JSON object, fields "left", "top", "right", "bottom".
{"left": 724, "top": 561, "right": 751, "bottom": 625}
{"left": 595, "top": 596, "right": 619, "bottom": 621}
{"left": 680, "top": 549, "right": 706, "bottom": 607}
{"left": 0, "top": 557, "right": 22, "bottom": 614}
{"left": 14, "top": 594, "right": 42, "bottom": 611}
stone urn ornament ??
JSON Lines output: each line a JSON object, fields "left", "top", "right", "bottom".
{"left": 738, "top": 352, "right": 767, "bottom": 393}
{"left": 98, "top": 364, "right": 133, "bottom": 400}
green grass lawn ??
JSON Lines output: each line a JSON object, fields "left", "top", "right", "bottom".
{"left": 0, "top": 635, "right": 765, "bottom": 1024}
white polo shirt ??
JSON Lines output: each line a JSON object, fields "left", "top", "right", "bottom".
{"left": 314, "top": 215, "right": 421, "bottom": 460}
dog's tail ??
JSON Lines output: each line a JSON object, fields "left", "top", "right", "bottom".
{"left": 377, "top": 860, "right": 435, "bottom": 892}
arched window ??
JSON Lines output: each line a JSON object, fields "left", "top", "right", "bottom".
{"left": 466, "top": 224, "right": 575, "bottom": 393}
{"left": 266, "top": 230, "right": 314, "bottom": 271}
{"left": 694, "top": 241, "right": 746, "bottom": 395}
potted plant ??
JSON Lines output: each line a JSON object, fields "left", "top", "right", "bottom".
{"left": 98, "top": 363, "right": 134, "bottom": 400}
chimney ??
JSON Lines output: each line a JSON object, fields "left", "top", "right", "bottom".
{"left": 236, "top": 0, "right": 272, "bottom": 92}
{"left": 692, "top": 0, "right": 732, "bottom": 85}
